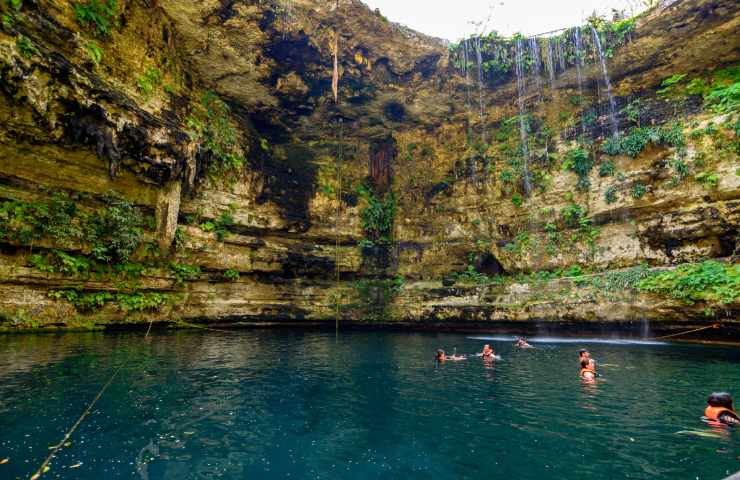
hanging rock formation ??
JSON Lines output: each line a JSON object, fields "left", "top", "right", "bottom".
{"left": 0, "top": 0, "right": 737, "bottom": 338}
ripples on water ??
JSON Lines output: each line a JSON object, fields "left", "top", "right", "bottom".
{"left": 0, "top": 331, "right": 738, "bottom": 479}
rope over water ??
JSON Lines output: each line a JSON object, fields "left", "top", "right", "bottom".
{"left": 30, "top": 366, "right": 123, "bottom": 479}
{"left": 653, "top": 323, "right": 720, "bottom": 340}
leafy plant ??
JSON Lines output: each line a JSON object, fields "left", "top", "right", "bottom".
{"left": 74, "top": 0, "right": 118, "bottom": 38}
{"left": 637, "top": 261, "right": 739, "bottom": 305}
{"left": 169, "top": 262, "right": 201, "bottom": 285}
{"left": 187, "top": 92, "right": 244, "bottom": 175}
{"left": 511, "top": 193, "right": 523, "bottom": 207}
{"left": 657, "top": 73, "right": 687, "bottom": 97}
{"left": 357, "top": 184, "right": 396, "bottom": 244}
{"left": 667, "top": 157, "right": 689, "bottom": 187}
{"left": 630, "top": 183, "right": 647, "bottom": 199}
{"left": 16, "top": 35, "right": 38, "bottom": 58}
{"left": 705, "top": 82, "right": 740, "bottom": 114}
{"left": 598, "top": 159, "right": 616, "bottom": 177}
{"left": 86, "top": 194, "right": 143, "bottom": 262}
{"left": 224, "top": 269, "right": 240, "bottom": 282}
{"left": 563, "top": 146, "right": 593, "bottom": 191}
{"left": 137, "top": 67, "right": 162, "bottom": 97}
{"left": 602, "top": 124, "right": 685, "bottom": 158}
{"left": 695, "top": 171, "right": 719, "bottom": 190}
{"left": 604, "top": 185, "right": 618, "bottom": 204}
{"left": 200, "top": 211, "right": 234, "bottom": 241}
{"left": 85, "top": 41, "right": 103, "bottom": 65}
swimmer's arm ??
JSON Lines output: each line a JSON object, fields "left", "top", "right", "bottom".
{"left": 719, "top": 413, "right": 740, "bottom": 425}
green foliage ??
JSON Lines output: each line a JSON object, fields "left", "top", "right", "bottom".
{"left": 169, "top": 262, "right": 201, "bottom": 285}
{"left": 657, "top": 73, "right": 687, "bottom": 97}
{"left": 200, "top": 211, "right": 234, "bottom": 241}
{"left": 604, "top": 185, "right": 618, "bottom": 204}
{"left": 74, "top": 0, "right": 117, "bottom": 38}
{"left": 598, "top": 159, "right": 616, "bottom": 177}
{"left": 187, "top": 92, "right": 244, "bottom": 175}
{"left": 16, "top": 35, "right": 38, "bottom": 58}
{"left": 667, "top": 157, "right": 689, "bottom": 187}
{"left": 29, "top": 250, "right": 90, "bottom": 276}
{"left": 630, "top": 183, "right": 647, "bottom": 199}
{"left": 137, "top": 67, "right": 162, "bottom": 97}
{"left": 0, "top": 192, "right": 83, "bottom": 246}
{"left": 454, "top": 265, "right": 501, "bottom": 286}
{"left": 86, "top": 194, "right": 143, "bottom": 262}
{"left": 695, "top": 171, "right": 719, "bottom": 190}
{"left": 563, "top": 146, "right": 593, "bottom": 191}
{"left": 705, "top": 82, "right": 740, "bottom": 114}
{"left": 574, "top": 264, "right": 654, "bottom": 291}
{"left": 85, "top": 41, "right": 103, "bottom": 65}
{"left": 560, "top": 203, "right": 587, "bottom": 228}
{"left": 602, "top": 124, "right": 685, "bottom": 158}
{"left": 224, "top": 269, "right": 240, "bottom": 282}
{"left": 637, "top": 261, "right": 739, "bottom": 305}
{"left": 50, "top": 289, "right": 169, "bottom": 312}
{"left": 173, "top": 226, "right": 188, "bottom": 252}
{"left": 357, "top": 185, "right": 396, "bottom": 244}
{"left": 503, "top": 232, "right": 530, "bottom": 255}
{"left": 621, "top": 99, "right": 643, "bottom": 126}
{"left": 511, "top": 193, "right": 523, "bottom": 207}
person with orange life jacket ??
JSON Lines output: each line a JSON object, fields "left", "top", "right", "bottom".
{"left": 704, "top": 392, "right": 739, "bottom": 426}
{"left": 579, "top": 358, "right": 597, "bottom": 381}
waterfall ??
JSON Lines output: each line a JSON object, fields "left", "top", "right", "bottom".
{"left": 514, "top": 39, "right": 532, "bottom": 196}
{"left": 556, "top": 36, "right": 566, "bottom": 72}
{"left": 528, "top": 37, "right": 542, "bottom": 94}
{"left": 474, "top": 36, "right": 486, "bottom": 145}
{"left": 545, "top": 38, "right": 556, "bottom": 91}
{"left": 591, "top": 26, "right": 619, "bottom": 138}
{"left": 574, "top": 27, "right": 585, "bottom": 137}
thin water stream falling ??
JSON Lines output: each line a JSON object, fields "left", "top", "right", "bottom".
{"left": 474, "top": 36, "right": 486, "bottom": 146}
{"left": 574, "top": 27, "right": 586, "bottom": 137}
{"left": 591, "top": 26, "right": 620, "bottom": 138}
{"left": 514, "top": 39, "right": 532, "bottom": 196}
{"left": 528, "top": 37, "right": 542, "bottom": 95}
{"left": 546, "top": 38, "right": 556, "bottom": 91}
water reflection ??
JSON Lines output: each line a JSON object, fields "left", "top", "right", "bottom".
{"left": 0, "top": 331, "right": 738, "bottom": 480}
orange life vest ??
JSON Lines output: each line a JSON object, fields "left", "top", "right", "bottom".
{"left": 705, "top": 406, "right": 739, "bottom": 421}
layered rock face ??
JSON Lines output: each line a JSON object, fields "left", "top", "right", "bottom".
{"left": 0, "top": 0, "right": 737, "bottom": 337}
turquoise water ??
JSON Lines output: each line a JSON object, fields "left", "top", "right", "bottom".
{"left": 0, "top": 331, "right": 738, "bottom": 479}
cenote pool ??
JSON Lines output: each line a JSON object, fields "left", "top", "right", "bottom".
{"left": 0, "top": 331, "right": 738, "bottom": 479}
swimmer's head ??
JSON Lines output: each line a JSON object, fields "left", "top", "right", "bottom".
{"left": 578, "top": 349, "right": 590, "bottom": 358}
{"left": 580, "top": 359, "right": 591, "bottom": 369}
{"left": 436, "top": 349, "right": 445, "bottom": 360}
{"left": 707, "top": 392, "right": 734, "bottom": 409}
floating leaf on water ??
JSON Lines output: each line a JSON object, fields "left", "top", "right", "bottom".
{"left": 64, "top": 442, "right": 72, "bottom": 447}
{"left": 0, "top": 458, "right": 8, "bottom": 464}
{"left": 69, "top": 462, "right": 83, "bottom": 469}
{"left": 184, "top": 431, "right": 195, "bottom": 435}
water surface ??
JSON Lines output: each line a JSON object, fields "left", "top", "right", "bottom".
{"left": 0, "top": 330, "right": 738, "bottom": 479}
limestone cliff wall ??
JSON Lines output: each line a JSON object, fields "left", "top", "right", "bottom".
{"left": 0, "top": 0, "right": 737, "bottom": 337}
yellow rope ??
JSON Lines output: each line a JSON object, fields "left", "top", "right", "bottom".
{"left": 653, "top": 323, "right": 720, "bottom": 340}
{"left": 30, "top": 366, "right": 123, "bottom": 479}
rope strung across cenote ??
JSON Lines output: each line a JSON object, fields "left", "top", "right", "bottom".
{"left": 30, "top": 365, "right": 124, "bottom": 480}
{"left": 652, "top": 323, "right": 721, "bottom": 340}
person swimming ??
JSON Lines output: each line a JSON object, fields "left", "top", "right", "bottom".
{"left": 480, "top": 344, "right": 495, "bottom": 358}
{"left": 515, "top": 337, "right": 533, "bottom": 348}
{"left": 579, "top": 359, "right": 596, "bottom": 381}
{"left": 436, "top": 349, "right": 466, "bottom": 362}
{"left": 579, "top": 349, "right": 596, "bottom": 369}
{"left": 704, "top": 392, "right": 739, "bottom": 426}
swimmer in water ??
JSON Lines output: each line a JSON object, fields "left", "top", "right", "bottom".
{"left": 579, "top": 349, "right": 596, "bottom": 369}
{"left": 579, "top": 359, "right": 597, "bottom": 381}
{"left": 515, "top": 337, "right": 533, "bottom": 348}
{"left": 479, "top": 344, "right": 495, "bottom": 358}
{"left": 704, "top": 392, "right": 740, "bottom": 426}
{"left": 436, "top": 349, "right": 466, "bottom": 362}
